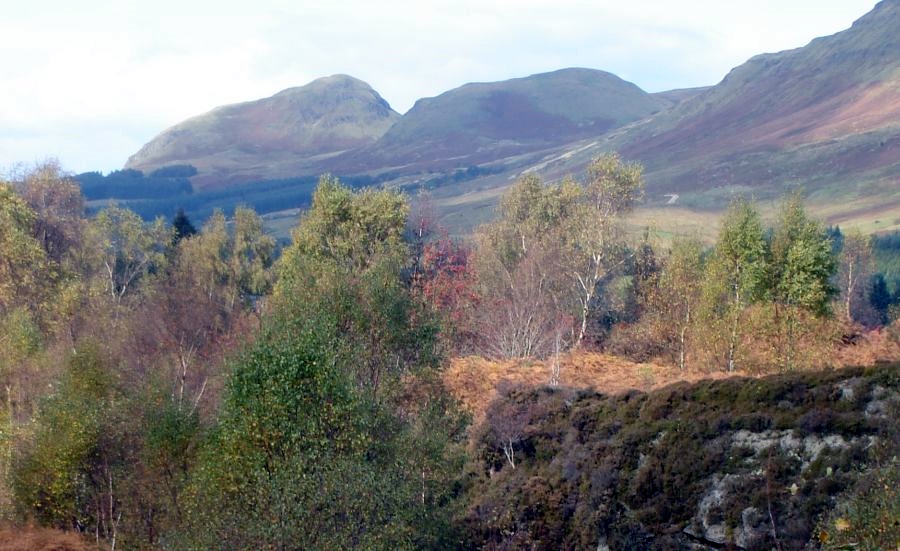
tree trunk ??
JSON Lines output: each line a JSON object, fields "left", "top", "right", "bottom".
{"left": 845, "top": 260, "right": 854, "bottom": 321}
{"left": 577, "top": 300, "right": 590, "bottom": 346}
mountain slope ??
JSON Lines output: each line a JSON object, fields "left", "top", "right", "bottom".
{"left": 615, "top": 0, "right": 900, "bottom": 201}
{"left": 342, "top": 68, "right": 667, "bottom": 172}
{"left": 440, "top": 0, "right": 900, "bottom": 236}
{"left": 117, "top": 1, "right": 899, "bottom": 236}
{"left": 125, "top": 75, "right": 400, "bottom": 187}
{"left": 650, "top": 86, "right": 711, "bottom": 107}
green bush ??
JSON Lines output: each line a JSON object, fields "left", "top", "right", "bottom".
{"left": 11, "top": 344, "right": 124, "bottom": 531}
{"left": 816, "top": 457, "right": 900, "bottom": 550}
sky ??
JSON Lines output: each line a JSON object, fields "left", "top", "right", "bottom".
{"left": 0, "top": 0, "right": 880, "bottom": 174}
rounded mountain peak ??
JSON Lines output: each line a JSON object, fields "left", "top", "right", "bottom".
{"left": 126, "top": 75, "right": 400, "bottom": 179}
{"left": 275, "top": 74, "right": 381, "bottom": 96}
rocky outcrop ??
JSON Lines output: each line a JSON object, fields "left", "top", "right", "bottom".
{"left": 462, "top": 365, "right": 899, "bottom": 550}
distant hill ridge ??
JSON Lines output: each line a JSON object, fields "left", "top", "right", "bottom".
{"left": 122, "top": 0, "right": 899, "bottom": 234}
{"left": 127, "top": 68, "right": 670, "bottom": 185}
{"left": 617, "top": 0, "right": 900, "bottom": 191}
{"left": 339, "top": 68, "right": 668, "bottom": 172}
{"left": 507, "top": 0, "right": 899, "bottom": 224}
{"left": 126, "top": 74, "right": 400, "bottom": 187}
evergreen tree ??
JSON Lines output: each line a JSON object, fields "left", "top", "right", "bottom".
{"left": 172, "top": 208, "right": 197, "bottom": 243}
{"left": 869, "top": 273, "right": 893, "bottom": 325}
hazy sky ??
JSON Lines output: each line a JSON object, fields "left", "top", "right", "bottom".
{"left": 0, "top": 0, "right": 880, "bottom": 174}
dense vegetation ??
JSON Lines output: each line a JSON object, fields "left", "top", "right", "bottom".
{"left": 463, "top": 160, "right": 899, "bottom": 370}
{"left": 464, "top": 365, "right": 898, "bottom": 549}
{"left": 872, "top": 230, "right": 900, "bottom": 294}
{"left": 75, "top": 165, "right": 416, "bottom": 225}
{"left": 0, "top": 160, "right": 897, "bottom": 549}
{"left": 75, "top": 167, "right": 195, "bottom": 201}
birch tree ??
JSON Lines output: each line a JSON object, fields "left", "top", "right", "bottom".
{"left": 19, "top": 161, "right": 85, "bottom": 264}
{"left": 767, "top": 194, "right": 836, "bottom": 370}
{"left": 0, "top": 184, "right": 53, "bottom": 319}
{"left": 87, "top": 206, "right": 173, "bottom": 308}
{"left": 705, "top": 199, "right": 767, "bottom": 372}
{"left": 837, "top": 230, "right": 875, "bottom": 324}
{"left": 566, "top": 153, "right": 643, "bottom": 346}
{"left": 652, "top": 237, "right": 706, "bottom": 370}
{"left": 472, "top": 175, "right": 579, "bottom": 358}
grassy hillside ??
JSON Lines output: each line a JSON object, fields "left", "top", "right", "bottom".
{"left": 424, "top": 0, "right": 900, "bottom": 235}
{"left": 125, "top": 75, "right": 400, "bottom": 187}
{"left": 342, "top": 68, "right": 667, "bottom": 172}
{"left": 111, "top": 3, "right": 898, "bottom": 239}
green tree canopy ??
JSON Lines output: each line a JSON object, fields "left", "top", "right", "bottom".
{"left": 182, "top": 177, "right": 466, "bottom": 549}
{"left": 276, "top": 176, "right": 439, "bottom": 397}
{"left": 86, "top": 205, "right": 173, "bottom": 306}
{"left": 0, "top": 184, "right": 53, "bottom": 320}
{"left": 704, "top": 198, "right": 768, "bottom": 372}
{"left": 285, "top": 175, "right": 408, "bottom": 275}
{"left": 768, "top": 193, "right": 836, "bottom": 316}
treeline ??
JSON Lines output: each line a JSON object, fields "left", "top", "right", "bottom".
{"left": 419, "top": 164, "right": 504, "bottom": 190}
{"left": 424, "top": 155, "right": 899, "bottom": 373}
{"left": 119, "top": 175, "right": 322, "bottom": 222}
{"left": 75, "top": 162, "right": 503, "bottom": 227}
{"left": 1, "top": 159, "right": 898, "bottom": 548}
{"left": 75, "top": 165, "right": 406, "bottom": 224}
{"left": 74, "top": 166, "right": 195, "bottom": 201}
{"left": 872, "top": 230, "right": 900, "bottom": 293}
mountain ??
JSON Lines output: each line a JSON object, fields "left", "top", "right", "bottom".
{"left": 339, "top": 68, "right": 668, "bottom": 172}
{"left": 465, "top": 0, "right": 899, "bottom": 234}
{"left": 613, "top": 0, "right": 900, "bottom": 204}
{"left": 125, "top": 75, "right": 400, "bottom": 187}
{"left": 650, "top": 86, "right": 711, "bottom": 107}
{"left": 118, "top": 1, "right": 899, "bottom": 236}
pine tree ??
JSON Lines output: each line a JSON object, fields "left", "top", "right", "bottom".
{"left": 172, "top": 208, "right": 197, "bottom": 243}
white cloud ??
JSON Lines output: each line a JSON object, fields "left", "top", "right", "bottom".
{"left": 0, "top": 0, "right": 879, "bottom": 173}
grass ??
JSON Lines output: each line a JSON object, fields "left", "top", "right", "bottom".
{"left": 261, "top": 208, "right": 303, "bottom": 242}
{"left": 445, "top": 351, "right": 749, "bottom": 424}
{"left": 257, "top": 190, "right": 900, "bottom": 246}
{"left": 0, "top": 525, "right": 89, "bottom": 550}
